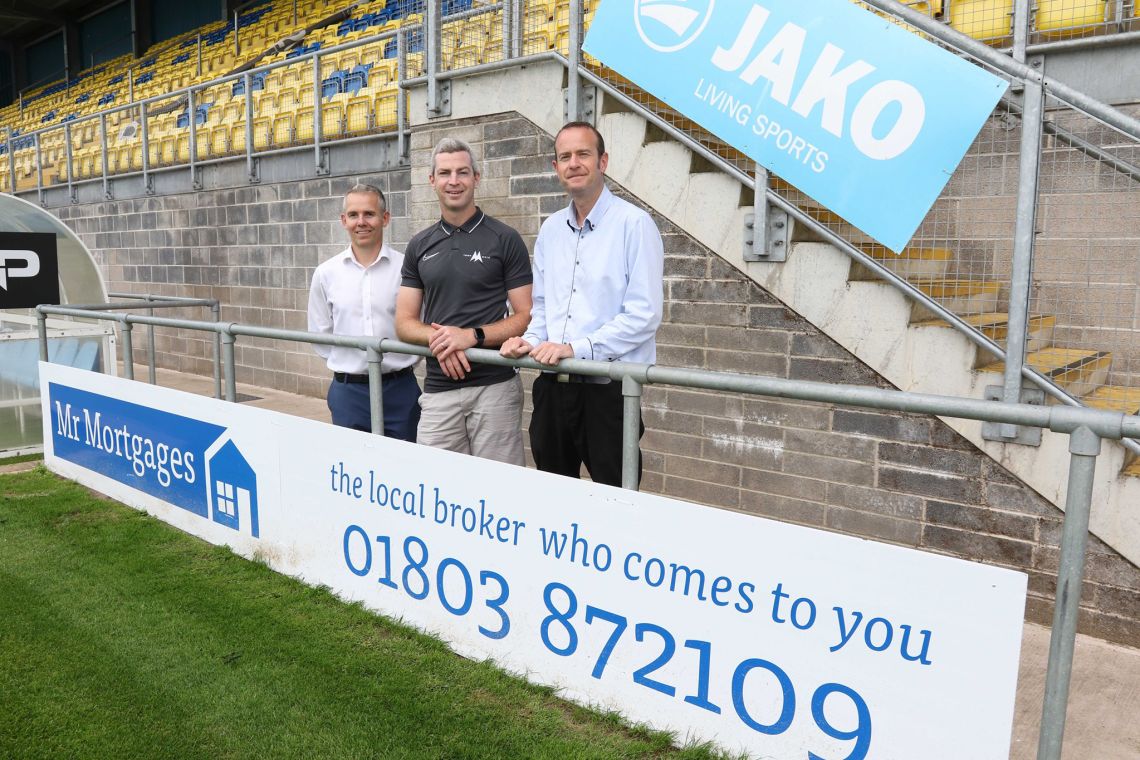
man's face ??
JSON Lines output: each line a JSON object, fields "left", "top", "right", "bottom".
{"left": 553, "top": 127, "right": 608, "bottom": 198}
{"left": 430, "top": 150, "right": 479, "bottom": 217}
{"left": 340, "top": 192, "right": 389, "bottom": 248}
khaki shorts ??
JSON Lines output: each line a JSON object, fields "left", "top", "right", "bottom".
{"left": 416, "top": 374, "right": 525, "bottom": 466}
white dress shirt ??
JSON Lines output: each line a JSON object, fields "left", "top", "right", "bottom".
{"left": 307, "top": 244, "right": 419, "bottom": 374}
{"left": 523, "top": 185, "right": 664, "bottom": 364}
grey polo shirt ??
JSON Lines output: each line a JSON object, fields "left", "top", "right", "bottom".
{"left": 402, "top": 208, "right": 532, "bottom": 392}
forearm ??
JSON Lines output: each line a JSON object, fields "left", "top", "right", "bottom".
{"left": 395, "top": 314, "right": 435, "bottom": 346}
{"left": 480, "top": 310, "right": 531, "bottom": 348}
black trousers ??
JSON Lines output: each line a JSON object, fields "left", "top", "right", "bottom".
{"left": 528, "top": 373, "right": 643, "bottom": 488}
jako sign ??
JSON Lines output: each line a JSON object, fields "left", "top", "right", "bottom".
{"left": 585, "top": 0, "right": 1008, "bottom": 252}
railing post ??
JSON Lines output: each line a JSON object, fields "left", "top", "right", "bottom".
{"left": 367, "top": 345, "right": 385, "bottom": 436}
{"left": 147, "top": 297, "right": 157, "bottom": 385}
{"left": 64, "top": 122, "right": 75, "bottom": 202}
{"left": 1036, "top": 425, "right": 1102, "bottom": 760}
{"left": 426, "top": 0, "right": 443, "bottom": 115}
{"left": 567, "top": 0, "right": 583, "bottom": 121}
{"left": 221, "top": 330, "right": 237, "bottom": 403}
{"left": 6, "top": 128, "right": 16, "bottom": 194}
{"left": 997, "top": 57, "right": 1045, "bottom": 440}
{"left": 99, "top": 112, "right": 111, "bottom": 199}
{"left": 212, "top": 302, "right": 223, "bottom": 400}
{"left": 1012, "top": 0, "right": 1031, "bottom": 63}
{"left": 140, "top": 101, "right": 152, "bottom": 194}
{"left": 621, "top": 374, "right": 643, "bottom": 491}
{"left": 36, "top": 310, "right": 49, "bottom": 361}
{"left": 35, "top": 132, "right": 44, "bottom": 205}
{"left": 188, "top": 85, "right": 200, "bottom": 188}
{"left": 245, "top": 72, "right": 257, "bottom": 181}
{"left": 397, "top": 30, "right": 408, "bottom": 162}
{"left": 121, "top": 320, "right": 135, "bottom": 381}
{"left": 502, "top": 0, "right": 514, "bottom": 60}
{"left": 312, "top": 54, "right": 325, "bottom": 174}
{"left": 511, "top": 0, "right": 522, "bottom": 58}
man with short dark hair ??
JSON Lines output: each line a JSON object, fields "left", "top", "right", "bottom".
{"left": 308, "top": 183, "right": 421, "bottom": 441}
{"left": 501, "top": 121, "right": 664, "bottom": 486}
{"left": 396, "top": 138, "right": 532, "bottom": 465}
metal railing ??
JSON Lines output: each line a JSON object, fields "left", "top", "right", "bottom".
{"left": 32, "top": 300, "right": 1140, "bottom": 760}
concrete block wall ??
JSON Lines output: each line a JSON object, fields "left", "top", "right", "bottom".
{"left": 51, "top": 112, "right": 1140, "bottom": 648}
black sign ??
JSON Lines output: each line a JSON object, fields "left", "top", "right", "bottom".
{"left": 0, "top": 232, "right": 60, "bottom": 309}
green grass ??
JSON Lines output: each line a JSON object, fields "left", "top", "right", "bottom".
{"left": 0, "top": 467, "right": 730, "bottom": 760}
{"left": 0, "top": 453, "right": 42, "bottom": 466}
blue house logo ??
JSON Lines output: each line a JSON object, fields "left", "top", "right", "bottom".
{"left": 49, "top": 382, "right": 262, "bottom": 539}
{"left": 206, "top": 437, "right": 260, "bottom": 538}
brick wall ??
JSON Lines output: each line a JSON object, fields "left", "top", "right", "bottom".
{"left": 52, "top": 112, "right": 1140, "bottom": 648}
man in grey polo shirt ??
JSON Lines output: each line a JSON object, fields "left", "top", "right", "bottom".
{"left": 395, "top": 138, "right": 532, "bottom": 465}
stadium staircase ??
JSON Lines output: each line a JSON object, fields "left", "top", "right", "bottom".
{"left": 2, "top": 0, "right": 1139, "bottom": 563}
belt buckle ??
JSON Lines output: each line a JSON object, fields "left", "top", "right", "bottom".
{"left": 556, "top": 372, "right": 571, "bottom": 384}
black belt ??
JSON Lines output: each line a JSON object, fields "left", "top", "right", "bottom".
{"left": 554, "top": 372, "right": 611, "bottom": 385}
{"left": 333, "top": 366, "right": 414, "bottom": 384}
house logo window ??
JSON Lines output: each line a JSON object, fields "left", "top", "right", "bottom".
{"left": 205, "top": 438, "right": 260, "bottom": 538}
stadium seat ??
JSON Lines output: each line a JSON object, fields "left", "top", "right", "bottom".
{"left": 322, "top": 102, "right": 346, "bottom": 138}
{"left": 1035, "top": 0, "right": 1106, "bottom": 37}
{"left": 345, "top": 97, "right": 372, "bottom": 132}
{"left": 949, "top": 0, "right": 1014, "bottom": 41}
{"left": 374, "top": 91, "right": 398, "bottom": 129}
{"left": 272, "top": 114, "right": 295, "bottom": 145}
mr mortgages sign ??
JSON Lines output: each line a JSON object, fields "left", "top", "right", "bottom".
{"left": 584, "top": 0, "right": 1008, "bottom": 252}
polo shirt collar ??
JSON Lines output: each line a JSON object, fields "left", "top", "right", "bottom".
{"left": 440, "top": 207, "right": 486, "bottom": 235}
{"left": 568, "top": 185, "right": 614, "bottom": 232}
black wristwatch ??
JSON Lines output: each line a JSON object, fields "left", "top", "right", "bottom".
{"left": 473, "top": 327, "right": 485, "bottom": 348}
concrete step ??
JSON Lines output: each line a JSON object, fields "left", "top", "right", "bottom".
{"left": 909, "top": 278, "right": 1002, "bottom": 318}
{"left": 914, "top": 313, "right": 1057, "bottom": 353}
{"left": 980, "top": 348, "right": 1113, "bottom": 398}
{"left": 850, "top": 246, "right": 955, "bottom": 280}
{"left": 1083, "top": 385, "right": 1140, "bottom": 415}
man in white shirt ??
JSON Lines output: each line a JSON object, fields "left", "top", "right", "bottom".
{"left": 308, "top": 184, "right": 421, "bottom": 440}
{"left": 501, "top": 122, "right": 664, "bottom": 486}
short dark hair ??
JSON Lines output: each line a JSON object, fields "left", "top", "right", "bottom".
{"left": 344, "top": 183, "right": 387, "bottom": 212}
{"left": 555, "top": 121, "right": 605, "bottom": 157}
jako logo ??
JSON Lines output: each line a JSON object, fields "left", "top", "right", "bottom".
{"left": 0, "top": 250, "right": 39, "bottom": 290}
{"left": 635, "top": 0, "right": 716, "bottom": 53}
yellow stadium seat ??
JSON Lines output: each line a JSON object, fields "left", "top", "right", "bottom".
{"left": 278, "top": 87, "right": 300, "bottom": 112}
{"left": 321, "top": 102, "right": 345, "bottom": 138}
{"left": 949, "top": 0, "right": 1014, "bottom": 41}
{"left": 252, "top": 117, "right": 272, "bottom": 149}
{"left": 210, "top": 128, "right": 230, "bottom": 156}
{"left": 345, "top": 97, "right": 371, "bottom": 133}
{"left": 272, "top": 114, "right": 294, "bottom": 145}
{"left": 1035, "top": 0, "right": 1106, "bottom": 37}
{"left": 175, "top": 136, "right": 190, "bottom": 162}
{"left": 296, "top": 107, "right": 315, "bottom": 141}
{"left": 373, "top": 91, "right": 398, "bottom": 130}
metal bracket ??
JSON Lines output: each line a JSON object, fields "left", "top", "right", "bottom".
{"left": 248, "top": 157, "right": 262, "bottom": 184}
{"left": 103, "top": 181, "right": 114, "bottom": 201}
{"left": 563, "top": 85, "right": 597, "bottom": 123}
{"left": 314, "top": 150, "right": 329, "bottom": 177}
{"left": 982, "top": 384, "right": 1045, "bottom": 446}
{"left": 191, "top": 168, "right": 203, "bottom": 191}
{"left": 144, "top": 174, "right": 155, "bottom": 196}
{"left": 429, "top": 79, "right": 452, "bottom": 118}
{"left": 743, "top": 205, "right": 789, "bottom": 262}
